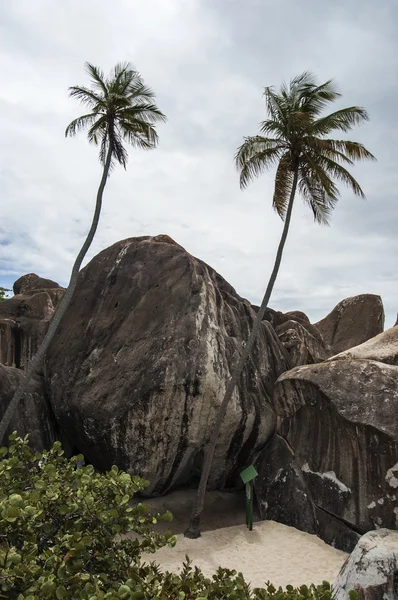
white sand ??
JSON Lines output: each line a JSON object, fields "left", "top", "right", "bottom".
{"left": 138, "top": 489, "right": 348, "bottom": 589}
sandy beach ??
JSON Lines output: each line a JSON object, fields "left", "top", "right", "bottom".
{"left": 138, "top": 489, "right": 348, "bottom": 588}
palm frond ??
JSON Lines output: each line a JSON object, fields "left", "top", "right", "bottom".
{"left": 118, "top": 104, "right": 167, "bottom": 124}
{"left": 108, "top": 126, "right": 128, "bottom": 168}
{"left": 298, "top": 164, "right": 338, "bottom": 225}
{"left": 314, "top": 155, "right": 366, "bottom": 198}
{"left": 85, "top": 62, "right": 108, "bottom": 96}
{"left": 263, "top": 87, "right": 288, "bottom": 130}
{"left": 65, "top": 113, "right": 98, "bottom": 137}
{"left": 312, "top": 106, "right": 369, "bottom": 135}
{"left": 320, "top": 139, "right": 376, "bottom": 162}
{"left": 120, "top": 119, "right": 159, "bottom": 149}
{"left": 301, "top": 151, "right": 340, "bottom": 200}
{"left": 304, "top": 138, "right": 354, "bottom": 165}
{"left": 260, "top": 119, "right": 286, "bottom": 138}
{"left": 66, "top": 61, "right": 166, "bottom": 166}
{"left": 273, "top": 153, "right": 294, "bottom": 219}
{"left": 235, "top": 136, "right": 285, "bottom": 189}
{"left": 299, "top": 79, "right": 341, "bottom": 116}
{"left": 126, "top": 80, "right": 159, "bottom": 102}
{"left": 68, "top": 86, "right": 104, "bottom": 109}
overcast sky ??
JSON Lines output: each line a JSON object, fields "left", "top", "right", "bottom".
{"left": 0, "top": 0, "right": 397, "bottom": 326}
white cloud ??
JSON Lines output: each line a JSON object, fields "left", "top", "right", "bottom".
{"left": 0, "top": 0, "right": 397, "bottom": 327}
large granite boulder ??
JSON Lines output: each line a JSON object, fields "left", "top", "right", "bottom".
{"left": 255, "top": 358, "right": 398, "bottom": 551}
{"left": 330, "top": 326, "right": 398, "bottom": 366}
{"left": 45, "top": 235, "right": 290, "bottom": 495}
{"left": 0, "top": 363, "right": 58, "bottom": 448}
{"left": 0, "top": 274, "right": 65, "bottom": 371}
{"left": 333, "top": 529, "right": 398, "bottom": 600}
{"left": 314, "top": 294, "right": 384, "bottom": 353}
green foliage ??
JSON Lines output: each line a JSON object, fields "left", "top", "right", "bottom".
{"left": 0, "top": 435, "right": 346, "bottom": 599}
{"left": 0, "top": 433, "right": 175, "bottom": 598}
{"left": 0, "top": 287, "right": 11, "bottom": 302}
{"left": 235, "top": 71, "right": 375, "bottom": 224}
{"left": 132, "top": 559, "right": 335, "bottom": 599}
{"left": 65, "top": 62, "right": 166, "bottom": 169}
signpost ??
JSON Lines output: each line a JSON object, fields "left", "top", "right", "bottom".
{"left": 239, "top": 464, "right": 258, "bottom": 531}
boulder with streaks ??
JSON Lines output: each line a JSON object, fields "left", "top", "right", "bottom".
{"left": 255, "top": 357, "right": 398, "bottom": 551}
{"left": 0, "top": 274, "right": 65, "bottom": 372}
{"left": 45, "top": 235, "right": 291, "bottom": 495}
{"left": 0, "top": 363, "right": 58, "bottom": 448}
{"left": 314, "top": 294, "right": 384, "bottom": 354}
{"left": 333, "top": 529, "right": 398, "bottom": 600}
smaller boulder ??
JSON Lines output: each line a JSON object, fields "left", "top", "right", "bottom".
{"left": 13, "top": 273, "right": 61, "bottom": 295}
{"left": 0, "top": 276, "right": 65, "bottom": 370}
{"left": 333, "top": 529, "right": 398, "bottom": 600}
{"left": 330, "top": 326, "right": 398, "bottom": 367}
{"left": 275, "top": 319, "right": 332, "bottom": 366}
{"left": 0, "top": 363, "right": 58, "bottom": 449}
{"left": 314, "top": 294, "right": 384, "bottom": 353}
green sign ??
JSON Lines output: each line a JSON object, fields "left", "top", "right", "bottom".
{"left": 240, "top": 465, "right": 258, "bottom": 530}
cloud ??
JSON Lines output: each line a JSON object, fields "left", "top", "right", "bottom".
{"left": 0, "top": 0, "right": 397, "bottom": 327}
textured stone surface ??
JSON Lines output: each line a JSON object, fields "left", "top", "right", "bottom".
{"left": 254, "top": 434, "right": 317, "bottom": 533}
{"left": 314, "top": 294, "right": 384, "bottom": 353}
{"left": 13, "top": 273, "right": 61, "bottom": 295}
{"left": 252, "top": 306, "right": 331, "bottom": 367}
{"left": 0, "top": 280, "right": 65, "bottom": 371}
{"left": 333, "top": 529, "right": 398, "bottom": 600}
{"left": 268, "top": 359, "right": 398, "bottom": 549}
{"left": 0, "top": 363, "right": 58, "bottom": 448}
{"left": 330, "top": 326, "right": 398, "bottom": 366}
{"left": 254, "top": 433, "right": 360, "bottom": 552}
{"left": 275, "top": 319, "right": 332, "bottom": 366}
{"left": 45, "top": 235, "right": 291, "bottom": 495}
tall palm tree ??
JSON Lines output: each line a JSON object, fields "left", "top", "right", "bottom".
{"left": 0, "top": 62, "right": 166, "bottom": 443}
{"left": 185, "top": 71, "right": 375, "bottom": 538}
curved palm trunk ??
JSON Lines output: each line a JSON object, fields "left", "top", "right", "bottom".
{"left": 0, "top": 146, "right": 113, "bottom": 444}
{"left": 184, "top": 168, "right": 299, "bottom": 538}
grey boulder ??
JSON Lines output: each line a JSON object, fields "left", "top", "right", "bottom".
{"left": 45, "top": 235, "right": 290, "bottom": 494}
{"left": 333, "top": 529, "right": 398, "bottom": 600}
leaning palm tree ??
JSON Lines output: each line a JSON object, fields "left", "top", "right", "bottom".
{"left": 0, "top": 62, "right": 166, "bottom": 443}
{"left": 185, "top": 71, "right": 375, "bottom": 538}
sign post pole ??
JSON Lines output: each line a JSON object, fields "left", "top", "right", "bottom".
{"left": 240, "top": 465, "right": 258, "bottom": 531}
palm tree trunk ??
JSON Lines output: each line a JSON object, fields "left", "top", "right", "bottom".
{"left": 184, "top": 167, "right": 299, "bottom": 538}
{"left": 0, "top": 146, "right": 113, "bottom": 444}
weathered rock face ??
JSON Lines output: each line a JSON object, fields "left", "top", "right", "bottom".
{"left": 13, "top": 273, "right": 61, "bottom": 295}
{"left": 330, "top": 326, "right": 398, "bottom": 366}
{"left": 0, "top": 363, "right": 58, "bottom": 449}
{"left": 275, "top": 320, "right": 332, "bottom": 366}
{"left": 0, "top": 274, "right": 65, "bottom": 371}
{"left": 254, "top": 434, "right": 318, "bottom": 534}
{"left": 253, "top": 433, "right": 360, "bottom": 552}
{"left": 333, "top": 529, "right": 398, "bottom": 600}
{"left": 260, "top": 359, "right": 398, "bottom": 551}
{"left": 252, "top": 306, "right": 332, "bottom": 367}
{"left": 314, "top": 294, "right": 384, "bottom": 354}
{"left": 45, "top": 235, "right": 291, "bottom": 495}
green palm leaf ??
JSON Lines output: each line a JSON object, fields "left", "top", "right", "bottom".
{"left": 66, "top": 61, "right": 166, "bottom": 167}
{"left": 236, "top": 71, "right": 375, "bottom": 221}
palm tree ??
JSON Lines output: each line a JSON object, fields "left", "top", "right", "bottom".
{"left": 0, "top": 62, "right": 166, "bottom": 443}
{"left": 185, "top": 71, "right": 375, "bottom": 538}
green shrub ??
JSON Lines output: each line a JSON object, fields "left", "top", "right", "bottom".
{"left": 1, "top": 434, "right": 354, "bottom": 599}
{"left": 0, "top": 433, "right": 175, "bottom": 598}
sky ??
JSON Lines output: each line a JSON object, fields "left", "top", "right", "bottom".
{"left": 0, "top": 0, "right": 397, "bottom": 327}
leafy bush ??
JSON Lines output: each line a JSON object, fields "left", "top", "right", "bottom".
{"left": 0, "top": 433, "right": 175, "bottom": 598}
{"left": 0, "top": 435, "right": 354, "bottom": 599}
